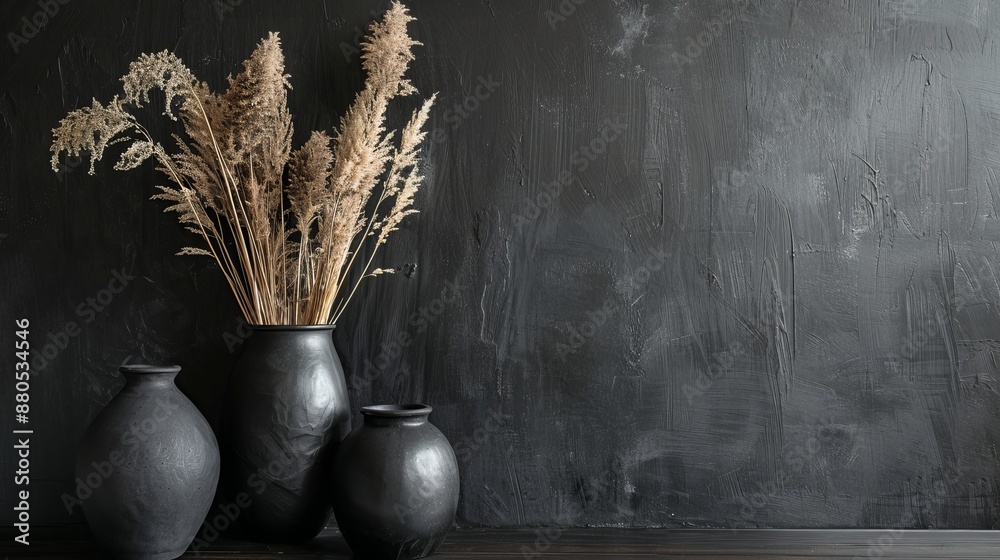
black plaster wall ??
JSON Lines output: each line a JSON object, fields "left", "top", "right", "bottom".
{"left": 3, "top": 0, "right": 1000, "bottom": 530}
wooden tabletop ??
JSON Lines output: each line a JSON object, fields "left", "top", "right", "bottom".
{"left": 5, "top": 527, "right": 1000, "bottom": 558}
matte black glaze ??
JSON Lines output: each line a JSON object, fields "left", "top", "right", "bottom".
{"left": 331, "top": 404, "right": 460, "bottom": 559}
{"left": 220, "top": 326, "right": 351, "bottom": 542}
{"left": 75, "top": 364, "right": 219, "bottom": 560}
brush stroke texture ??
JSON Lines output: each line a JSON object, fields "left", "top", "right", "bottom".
{"left": 1, "top": 0, "right": 1000, "bottom": 530}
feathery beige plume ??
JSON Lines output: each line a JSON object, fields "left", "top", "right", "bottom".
{"left": 50, "top": 1, "right": 435, "bottom": 325}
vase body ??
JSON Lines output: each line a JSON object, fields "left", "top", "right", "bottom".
{"left": 76, "top": 364, "right": 220, "bottom": 560}
{"left": 221, "top": 325, "right": 351, "bottom": 542}
{"left": 331, "top": 404, "right": 460, "bottom": 559}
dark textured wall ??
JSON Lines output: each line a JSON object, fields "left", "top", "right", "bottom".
{"left": 3, "top": 0, "right": 1000, "bottom": 531}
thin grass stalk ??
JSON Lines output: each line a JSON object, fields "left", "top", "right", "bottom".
{"left": 50, "top": 3, "right": 433, "bottom": 326}
{"left": 138, "top": 126, "right": 257, "bottom": 320}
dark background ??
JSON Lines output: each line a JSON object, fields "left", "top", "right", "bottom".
{"left": 3, "top": 0, "right": 1000, "bottom": 531}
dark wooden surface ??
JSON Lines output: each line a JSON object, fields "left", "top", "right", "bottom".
{"left": 5, "top": 527, "right": 1000, "bottom": 558}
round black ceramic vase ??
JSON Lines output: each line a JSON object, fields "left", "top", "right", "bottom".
{"left": 331, "top": 404, "right": 460, "bottom": 559}
{"left": 220, "top": 325, "right": 351, "bottom": 542}
{"left": 76, "top": 364, "right": 220, "bottom": 560}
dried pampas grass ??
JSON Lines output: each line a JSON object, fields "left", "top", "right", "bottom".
{"left": 50, "top": 2, "right": 434, "bottom": 325}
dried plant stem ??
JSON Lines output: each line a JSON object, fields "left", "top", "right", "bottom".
{"left": 50, "top": 2, "right": 433, "bottom": 326}
{"left": 203, "top": 108, "right": 262, "bottom": 321}
{"left": 137, "top": 125, "right": 256, "bottom": 321}
{"left": 332, "top": 245, "right": 381, "bottom": 325}
{"left": 329, "top": 183, "right": 394, "bottom": 323}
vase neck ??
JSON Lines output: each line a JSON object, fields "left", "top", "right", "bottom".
{"left": 249, "top": 325, "right": 336, "bottom": 334}
{"left": 361, "top": 404, "right": 432, "bottom": 427}
{"left": 120, "top": 364, "right": 180, "bottom": 387}
{"left": 363, "top": 415, "right": 428, "bottom": 427}
{"left": 246, "top": 326, "right": 335, "bottom": 344}
{"left": 123, "top": 372, "right": 177, "bottom": 385}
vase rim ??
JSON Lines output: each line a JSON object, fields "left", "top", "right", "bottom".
{"left": 361, "top": 404, "right": 432, "bottom": 417}
{"left": 249, "top": 324, "right": 337, "bottom": 331}
{"left": 119, "top": 364, "right": 181, "bottom": 375}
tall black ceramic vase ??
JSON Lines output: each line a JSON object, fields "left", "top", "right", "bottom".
{"left": 76, "top": 364, "right": 220, "bottom": 560}
{"left": 331, "top": 404, "right": 460, "bottom": 559}
{"left": 220, "top": 325, "right": 351, "bottom": 542}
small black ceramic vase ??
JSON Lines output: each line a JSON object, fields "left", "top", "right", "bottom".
{"left": 76, "top": 364, "right": 220, "bottom": 560}
{"left": 331, "top": 404, "right": 460, "bottom": 559}
{"left": 220, "top": 325, "right": 351, "bottom": 542}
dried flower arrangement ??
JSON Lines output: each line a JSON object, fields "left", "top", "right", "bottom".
{"left": 49, "top": 2, "right": 434, "bottom": 325}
